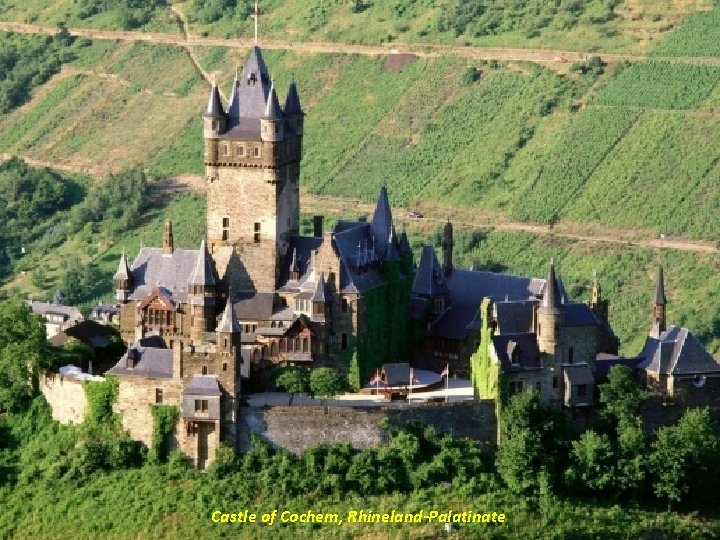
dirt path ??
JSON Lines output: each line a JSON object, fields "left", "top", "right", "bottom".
{"left": 5, "top": 19, "right": 720, "bottom": 67}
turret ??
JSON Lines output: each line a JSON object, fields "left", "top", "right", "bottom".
{"left": 588, "top": 270, "right": 608, "bottom": 322}
{"left": 284, "top": 77, "right": 304, "bottom": 135}
{"left": 203, "top": 81, "right": 226, "bottom": 163}
{"left": 311, "top": 273, "right": 328, "bottom": 322}
{"left": 163, "top": 219, "right": 174, "bottom": 255}
{"left": 260, "top": 80, "right": 284, "bottom": 142}
{"left": 442, "top": 220, "right": 454, "bottom": 276}
{"left": 113, "top": 249, "right": 133, "bottom": 302}
{"left": 226, "top": 72, "right": 240, "bottom": 128}
{"left": 188, "top": 239, "right": 217, "bottom": 340}
{"left": 537, "top": 261, "right": 563, "bottom": 356}
{"left": 651, "top": 265, "right": 667, "bottom": 338}
{"left": 216, "top": 299, "right": 240, "bottom": 353}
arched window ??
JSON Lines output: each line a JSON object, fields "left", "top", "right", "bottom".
{"left": 302, "top": 338, "right": 309, "bottom": 353}
{"left": 262, "top": 346, "right": 269, "bottom": 360}
{"left": 279, "top": 339, "right": 286, "bottom": 353}
{"left": 271, "top": 342, "right": 278, "bottom": 357}
{"left": 252, "top": 349, "right": 260, "bottom": 362}
{"left": 295, "top": 337, "right": 301, "bottom": 351}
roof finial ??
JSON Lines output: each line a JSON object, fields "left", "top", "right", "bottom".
{"left": 253, "top": 1, "right": 259, "bottom": 45}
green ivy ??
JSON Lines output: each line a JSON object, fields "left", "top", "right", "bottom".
{"left": 82, "top": 375, "right": 118, "bottom": 425}
{"left": 148, "top": 404, "right": 179, "bottom": 464}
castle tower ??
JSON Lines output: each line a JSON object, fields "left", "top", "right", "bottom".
{"left": 650, "top": 265, "right": 667, "bottom": 338}
{"left": 202, "top": 81, "right": 226, "bottom": 164}
{"left": 588, "top": 270, "right": 608, "bottom": 322}
{"left": 537, "top": 261, "right": 563, "bottom": 357}
{"left": 216, "top": 299, "right": 241, "bottom": 354}
{"left": 204, "top": 46, "right": 302, "bottom": 293}
{"left": 188, "top": 239, "right": 217, "bottom": 341}
{"left": 442, "top": 220, "right": 454, "bottom": 276}
{"left": 113, "top": 249, "right": 133, "bottom": 302}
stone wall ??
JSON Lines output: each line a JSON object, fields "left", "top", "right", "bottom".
{"left": 239, "top": 401, "right": 497, "bottom": 454}
{"left": 40, "top": 371, "right": 88, "bottom": 424}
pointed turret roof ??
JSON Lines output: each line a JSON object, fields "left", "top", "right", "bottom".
{"left": 289, "top": 248, "right": 300, "bottom": 277}
{"left": 216, "top": 300, "right": 240, "bottom": 333}
{"left": 371, "top": 186, "right": 393, "bottom": 257}
{"left": 284, "top": 78, "right": 303, "bottom": 115}
{"left": 237, "top": 45, "right": 272, "bottom": 119}
{"left": 263, "top": 80, "right": 283, "bottom": 120}
{"left": 226, "top": 72, "right": 241, "bottom": 127}
{"left": 203, "top": 81, "right": 224, "bottom": 118}
{"left": 541, "top": 261, "right": 561, "bottom": 310}
{"left": 311, "top": 273, "right": 327, "bottom": 302}
{"left": 654, "top": 265, "right": 666, "bottom": 305}
{"left": 188, "top": 239, "right": 216, "bottom": 286}
{"left": 385, "top": 226, "right": 400, "bottom": 261}
{"left": 412, "top": 245, "right": 448, "bottom": 297}
{"left": 114, "top": 249, "right": 131, "bottom": 280}
{"left": 398, "top": 231, "right": 411, "bottom": 257}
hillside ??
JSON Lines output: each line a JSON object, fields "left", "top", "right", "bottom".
{"left": 0, "top": 6, "right": 719, "bottom": 357}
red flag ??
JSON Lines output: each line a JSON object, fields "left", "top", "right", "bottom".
{"left": 410, "top": 368, "right": 420, "bottom": 384}
{"left": 369, "top": 370, "right": 380, "bottom": 385}
{"left": 441, "top": 364, "right": 450, "bottom": 378}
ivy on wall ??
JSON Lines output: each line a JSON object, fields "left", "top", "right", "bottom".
{"left": 82, "top": 375, "right": 119, "bottom": 425}
{"left": 148, "top": 404, "right": 179, "bottom": 464}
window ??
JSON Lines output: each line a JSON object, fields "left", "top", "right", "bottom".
{"left": 271, "top": 342, "right": 278, "bottom": 357}
{"left": 222, "top": 217, "right": 229, "bottom": 241}
{"left": 508, "top": 380, "right": 524, "bottom": 396}
{"left": 302, "top": 338, "right": 309, "bottom": 353}
{"left": 577, "top": 384, "right": 587, "bottom": 398}
{"left": 211, "top": 120, "right": 218, "bottom": 130}
{"left": 254, "top": 222, "right": 261, "bottom": 243}
{"left": 568, "top": 347, "right": 574, "bottom": 363}
{"left": 254, "top": 146, "right": 261, "bottom": 158}
{"left": 236, "top": 144, "right": 245, "bottom": 157}
{"left": 195, "top": 399, "right": 208, "bottom": 413}
{"left": 155, "top": 388, "right": 163, "bottom": 404}
{"left": 535, "top": 381, "right": 541, "bottom": 392}
{"left": 202, "top": 366, "right": 208, "bottom": 375}
{"left": 552, "top": 376, "right": 558, "bottom": 389}
{"left": 341, "top": 333, "right": 348, "bottom": 350}
{"left": 222, "top": 362, "right": 227, "bottom": 372}
{"left": 280, "top": 339, "right": 286, "bottom": 353}
{"left": 538, "top": 323, "right": 541, "bottom": 337}
{"left": 341, "top": 298, "right": 348, "bottom": 313}
{"left": 222, "top": 143, "right": 230, "bottom": 157}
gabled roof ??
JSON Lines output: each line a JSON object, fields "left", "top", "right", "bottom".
{"left": 284, "top": 79, "right": 303, "bottom": 115}
{"left": 108, "top": 343, "right": 173, "bottom": 379}
{"left": 413, "top": 245, "right": 448, "bottom": 297}
{"left": 188, "top": 239, "right": 216, "bottom": 286}
{"left": 203, "top": 81, "right": 224, "bottom": 118}
{"left": 494, "top": 300, "right": 536, "bottom": 333}
{"left": 561, "top": 303, "right": 599, "bottom": 327}
{"left": 216, "top": 300, "right": 240, "bottom": 333}
{"left": 639, "top": 325, "right": 720, "bottom": 376}
{"left": 233, "top": 291, "right": 275, "bottom": 321}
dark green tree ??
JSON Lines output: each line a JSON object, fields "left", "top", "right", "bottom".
{"left": 309, "top": 367, "right": 347, "bottom": 405}
{"left": 272, "top": 366, "right": 309, "bottom": 405}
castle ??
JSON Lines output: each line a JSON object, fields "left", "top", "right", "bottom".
{"left": 98, "top": 44, "right": 720, "bottom": 468}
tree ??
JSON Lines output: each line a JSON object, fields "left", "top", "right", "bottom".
{"left": 347, "top": 350, "right": 361, "bottom": 391}
{"left": 272, "top": 366, "right": 309, "bottom": 405}
{"left": 309, "top": 367, "right": 347, "bottom": 405}
{"left": 650, "top": 408, "right": 719, "bottom": 509}
{"left": 565, "top": 430, "right": 616, "bottom": 493}
{"left": 598, "top": 365, "right": 645, "bottom": 425}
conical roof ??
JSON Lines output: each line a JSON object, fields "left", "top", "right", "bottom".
{"left": 398, "top": 231, "right": 412, "bottom": 257}
{"left": 203, "top": 81, "right": 224, "bottom": 118}
{"left": 541, "top": 261, "right": 561, "bottom": 310}
{"left": 113, "top": 249, "right": 131, "bottom": 280}
{"left": 288, "top": 248, "right": 300, "bottom": 276}
{"left": 238, "top": 45, "right": 272, "bottom": 119}
{"left": 311, "top": 273, "right": 327, "bottom": 302}
{"left": 385, "top": 226, "right": 400, "bottom": 261}
{"left": 284, "top": 79, "right": 303, "bottom": 115}
{"left": 226, "top": 72, "right": 240, "bottom": 127}
{"left": 654, "top": 265, "right": 666, "bottom": 305}
{"left": 371, "top": 186, "right": 393, "bottom": 257}
{"left": 263, "top": 80, "right": 283, "bottom": 120}
{"left": 188, "top": 239, "right": 216, "bottom": 286}
{"left": 216, "top": 300, "right": 240, "bottom": 333}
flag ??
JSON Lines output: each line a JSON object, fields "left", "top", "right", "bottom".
{"left": 441, "top": 364, "right": 449, "bottom": 378}
{"left": 369, "top": 370, "right": 380, "bottom": 385}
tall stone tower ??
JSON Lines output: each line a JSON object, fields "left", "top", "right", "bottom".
{"left": 650, "top": 265, "right": 667, "bottom": 338}
{"left": 202, "top": 46, "right": 304, "bottom": 293}
{"left": 537, "top": 261, "right": 563, "bottom": 357}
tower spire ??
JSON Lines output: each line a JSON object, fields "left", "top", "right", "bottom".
{"left": 651, "top": 265, "right": 667, "bottom": 337}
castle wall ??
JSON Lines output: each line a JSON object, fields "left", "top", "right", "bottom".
{"left": 239, "top": 401, "right": 497, "bottom": 454}
{"left": 40, "top": 371, "right": 88, "bottom": 424}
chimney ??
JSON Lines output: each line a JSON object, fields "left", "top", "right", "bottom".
{"left": 163, "top": 219, "right": 174, "bottom": 255}
{"left": 313, "top": 215, "right": 324, "bottom": 237}
{"left": 173, "top": 340, "right": 183, "bottom": 379}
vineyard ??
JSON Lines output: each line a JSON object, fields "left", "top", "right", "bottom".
{"left": 594, "top": 61, "right": 720, "bottom": 110}
{"left": 651, "top": 8, "right": 720, "bottom": 58}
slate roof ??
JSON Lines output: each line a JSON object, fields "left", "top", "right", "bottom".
{"left": 233, "top": 291, "right": 275, "bottom": 321}
{"left": 128, "top": 247, "right": 199, "bottom": 303}
{"left": 238, "top": 46, "right": 272, "bottom": 120}
{"left": 638, "top": 325, "right": 720, "bottom": 376}
{"left": 183, "top": 375, "right": 222, "bottom": 396}
{"left": 216, "top": 300, "right": 241, "bottom": 333}
{"left": 203, "top": 81, "right": 225, "bottom": 118}
{"left": 563, "top": 363, "right": 595, "bottom": 385}
{"left": 108, "top": 343, "right": 173, "bottom": 379}
{"left": 311, "top": 273, "right": 327, "bottom": 302}
{"left": 492, "top": 333, "right": 541, "bottom": 372}
{"left": 594, "top": 355, "right": 642, "bottom": 382}
{"left": 278, "top": 236, "right": 324, "bottom": 287}
{"left": 284, "top": 80, "right": 303, "bottom": 115}
{"left": 494, "top": 300, "right": 536, "bottom": 333}
{"left": 561, "top": 303, "right": 600, "bottom": 327}
{"left": 226, "top": 72, "right": 240, "bottom": 125}
{"left": 263, "top": 82, "right": 283, "bottom": 120}
{"left": 26, "top": 300, "right": 83, "bottom": 322}
{"left": 540, "top": 262, "right": 561, "bottom": 310}
{"left": 371, "top": 187, "right": 393, "bottom": 258}
{"left": 188, "top": 239, "right": 216, "bottom": 286}
{"left": 413, "top": 245, "right": 448, "bottom": 297}
{"left": 113, "top": 251, "right": 131, "bottom": 280}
